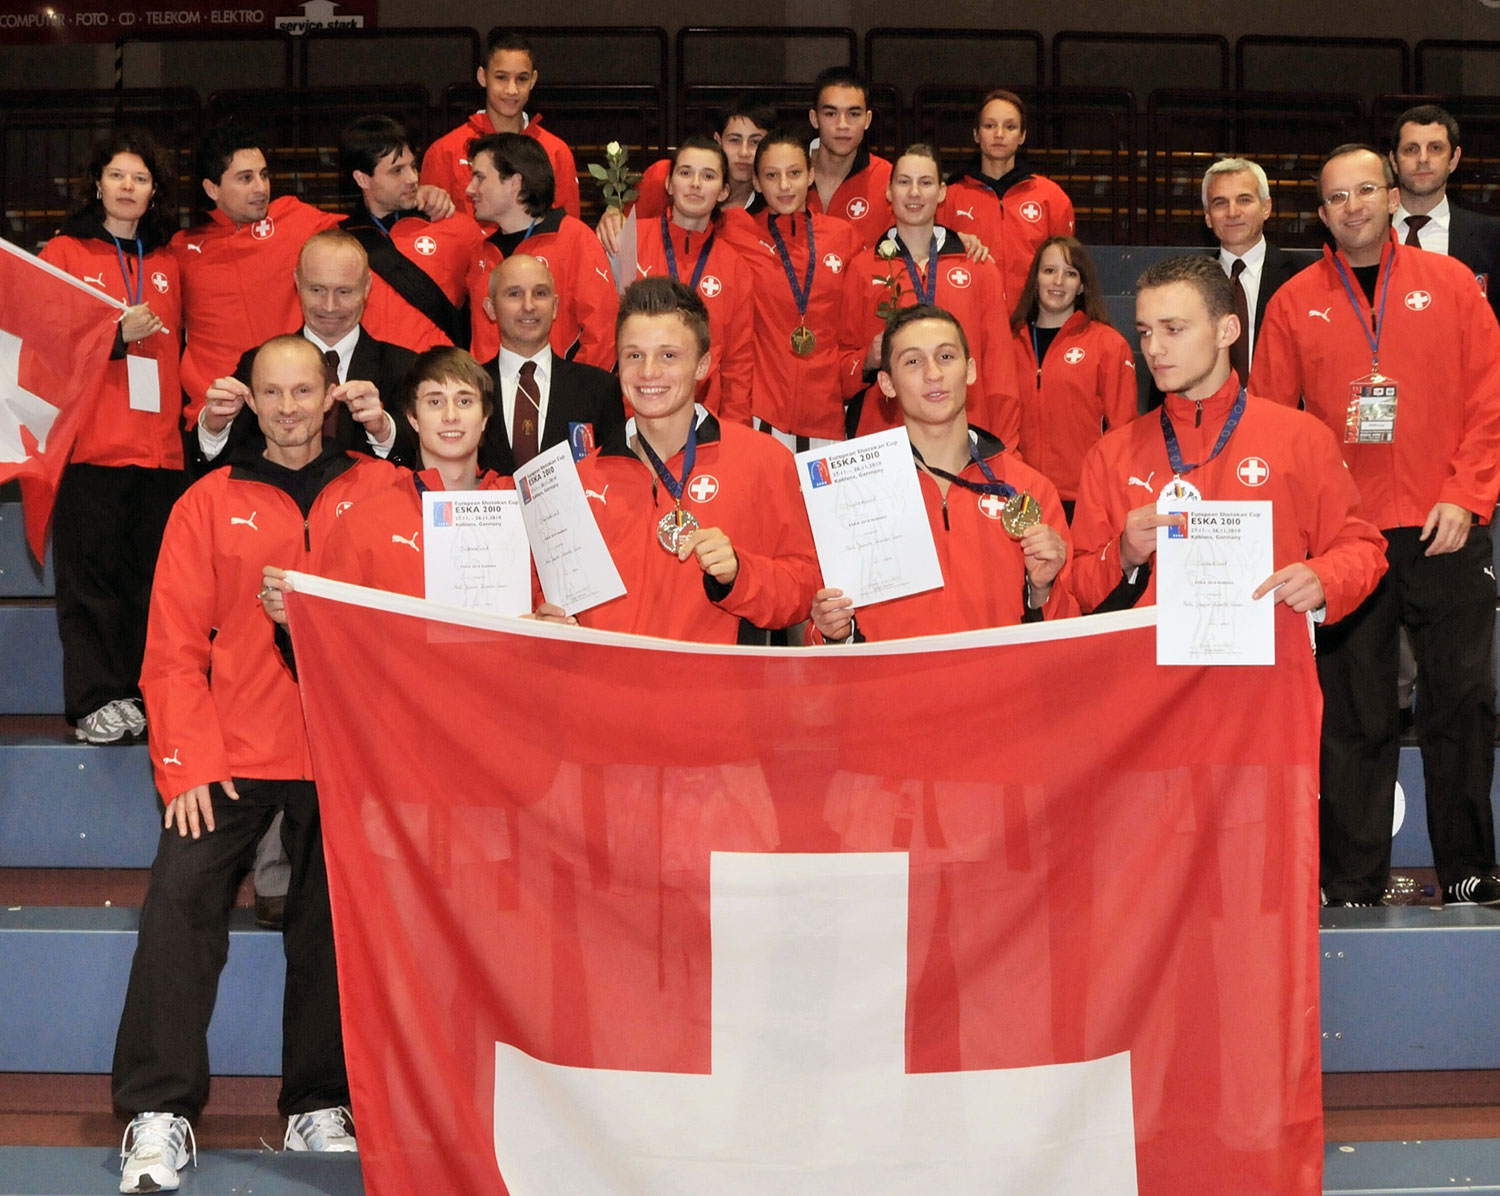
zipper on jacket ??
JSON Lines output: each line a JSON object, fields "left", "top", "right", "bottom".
{"left": 1194, "top": 400, "right": 1202, "bottom": 428}
{"left": 304, "top": 519, "right": 311, "bottom": 551}
{"left": 941, "top": 495, "right": 950, "bottom": 531}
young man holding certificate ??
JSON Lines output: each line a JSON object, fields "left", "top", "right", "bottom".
{"left": 1068, "top": 253, "right": 1387, "bottom": 635}
{"left": 808, "top": 304, "right": 1074, "bottom": 643}
{"left": 537, "top": 277, "right": 819, "bottom": 642}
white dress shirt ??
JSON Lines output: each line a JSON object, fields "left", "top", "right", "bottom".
{"left": 1219, "top": 235, "right": 1268, "bottom": 366}
{"left": 1394, "top": 196, "right": 1451, "bottom": 256}
{"left": 497, "top": 343, "right": 555, "bottom": 447}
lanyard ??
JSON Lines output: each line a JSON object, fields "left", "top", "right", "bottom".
{"left": 911, "top": 436, "right": 1016, "bottom": 498}
{"left": 637, "top": 417, "right": 698, "bottom": 504}
{"left": 897, "top": 233, "right": 938, "bottom": 305}
{"left": 767, "top": 213, "right": 816, "bottom": 320}
{"left": 1330, "top": 252, "right": 1396, "bottom": 372}
{"left": 1160, "top": 386, "right": 1247, "bottom": 476}
{"left": 661, "top": 214, "right": 717, "bottom": 294}
{"left": 111, "top": 234, "right": 144, "bottom": 306}
{"left": 367, "top": 209, "right": 394, "bottom": 237}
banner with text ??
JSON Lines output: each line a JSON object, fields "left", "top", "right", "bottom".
{"left": 0, "top": 1, "right": 376, "bottom": 43}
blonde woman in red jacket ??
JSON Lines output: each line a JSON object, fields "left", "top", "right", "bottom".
{"left": 1009, "top": 236, "right": 1138, "bottom": 519}
{"left": 40, "top": 130, "right": 185, "bottom": 745}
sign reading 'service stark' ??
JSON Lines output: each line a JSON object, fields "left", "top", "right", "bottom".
{"left": 0, "top": 0, "right": 377, "bottom": 43}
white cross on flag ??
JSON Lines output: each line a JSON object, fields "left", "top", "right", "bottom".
{"left": 286, "top": 576, "right": 1326, "bottom": 1196}
{"left": 0, "top": 238, "right": 125, "bottom": 559}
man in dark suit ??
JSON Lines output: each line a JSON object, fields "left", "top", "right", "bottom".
{"left": 1390, "top": 103, "right": 1500, "bottom": 325}
{"left": 190, "top": 228, "right": 418, "bottom": 476}
{"left": 479, "top": 252, "right": 624, "bottom": 474}
{"left": 1201, "top": 157, "right": 1301, "bottom": 383}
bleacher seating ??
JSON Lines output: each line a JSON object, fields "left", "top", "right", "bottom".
{"left": 4, "top": 23, "right": 1500, "bottom": 1187}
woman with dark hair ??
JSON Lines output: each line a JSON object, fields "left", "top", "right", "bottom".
{"left": 39, "top": 129, "right": 185, "bottom": 744}
{"left": 1009, "top": 235, "right": 1137, "bottom": 518}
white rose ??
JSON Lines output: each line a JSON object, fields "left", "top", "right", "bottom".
{"left": 606, "top": 140, "right": 622, "bottom": 157}
{"left": 876, "top": 238, "right": 900, "bottom": 260}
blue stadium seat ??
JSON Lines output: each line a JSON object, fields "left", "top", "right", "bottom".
{"left": 0, "top": 504, "right": 51, "bottom": 598}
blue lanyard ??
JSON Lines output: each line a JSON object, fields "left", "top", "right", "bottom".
{"left": 897, "top": 233, "right": 938, "bottom": 305}
{"left": 637, "top": 417, "right": 698, "bottom": 502}
{"left": 367, "top": 209, "right": 394, "bottom": 237}
{"left": 111, "top": 234, "right": 144, "bottom": 306}
{"left": 660, "top": 214, "right": 717, "bottom": 294}
{"left": 767, "top": 213, "right": 816, "bottom": 320}
{"left": 1160, "top": 386, "right": 1247, "bottom": 476}
{"left": 912, "top": 435, "right": 1016, "bottom": 498}
{"left": 1330, "top": 252, "right": 1396, "bottom": 372}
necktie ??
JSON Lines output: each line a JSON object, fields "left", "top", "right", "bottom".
{"left": 512, "top": 360, "right": 541, "bottom": 467}
{"left": 321, "top": 350, "right": 341, "bottom": 439}
{"left": 1404, "top": 214, "right": 1430, "bottom": 247}
{"left": 1228, "top": 258, "right": 1250, "bottom": 385}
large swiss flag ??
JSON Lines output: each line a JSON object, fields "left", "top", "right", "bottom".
{"left": 0, "top": 237, "right": 123, "bottom": 559}
{"left": 286, "top": 576, "right": 1324, "bottom": 1196}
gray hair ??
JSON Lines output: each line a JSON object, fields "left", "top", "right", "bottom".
{"left": 1202, "top": 157, "right": 1270, "bottom": 208}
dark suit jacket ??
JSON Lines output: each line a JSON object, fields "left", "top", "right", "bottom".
{"left": 1446, "top": 203, "right": 1500, "bottom": 325}
{"left": 185, "top": 326, "right": 417, "bottom": 477}
{"left": 480, "top": 352, "right": 625, "bottom": 475}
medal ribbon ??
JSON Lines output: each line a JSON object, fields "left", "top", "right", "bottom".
{"left": 1330, "top": 251, "right": 1396, "bottom": 372}
{"left": 111, "top": 234, "right": 144, "bottom": 306}
{"left": 767, "top": 212, "right": 816, "bottom": 323}
{"left": 911, "top": 435, "right": 1016, "bottom": 498}
{"left": 637, "top": 417, "right": 699, "bottom": 505}
{"left": 897, "top": 233, "right": 939, "bottom": 305}
{"left": 1160, "top": 386, "right": 1247, "bottom": 476}
{"left": 660, "top": 214, "right": 717, "bottom": 294}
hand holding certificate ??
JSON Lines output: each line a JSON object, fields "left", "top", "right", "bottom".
{"left": 1156, "top": 500, "right": 1275, "bottom": 666}
{"left": 795, "top": 428, "right": 943, "bottom": 608}
{"left": 514, "top": 441, "right": 626, "bottom": 615}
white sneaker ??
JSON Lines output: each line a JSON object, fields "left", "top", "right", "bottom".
{"left": 76, "top": 702, "right": 131, "bottom": 745}
{"left": 284, "top": 1105, "right": 358, "bottom": 1152}
{"left": 119, "top": 1112, "right": 194, "bottom": 1193}
{"left": 112, "top": 698, "right": 147, "bottom": 737}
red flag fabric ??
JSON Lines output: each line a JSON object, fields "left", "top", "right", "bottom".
{"left": 286, "top": 574, "right": 1324, "bottom": 1196}
{"left": 0, "top": 237, "right": 125, "bottom": 560}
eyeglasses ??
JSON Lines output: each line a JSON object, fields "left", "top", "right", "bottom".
{"left": 1322, "top": 182, "right": 1388, "bottom": 208}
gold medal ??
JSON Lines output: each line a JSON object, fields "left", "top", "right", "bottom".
{"left": 790, "top": 324, "right": 817, "bottom": 356}
{"left": 657, "top": 506, "right": 700, "bottom": 553}
{"left": 1000, "top": 491, "right": 1041, "bottom": 538}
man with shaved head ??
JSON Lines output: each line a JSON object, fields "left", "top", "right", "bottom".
{"left": 192, "top": 229, "right": 418, "bottom": 473}
{"left": 115, "top": 334, "right": 399, "bottom": 1192}
{"left": 478, "top": 252, "right": 624, "bottom": 473}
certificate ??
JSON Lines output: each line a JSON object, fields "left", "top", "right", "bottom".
{"left": 795, "top": 428, "right": 943, "bottom": 608}
{"left": 1156, "top": 500, "right": 1275, "bottom": 666}
{"left": 514, "top": 440, "right": 626, "bottom": 615}
{"left": 421, "top": 490, "right": 532, "bottom": 616}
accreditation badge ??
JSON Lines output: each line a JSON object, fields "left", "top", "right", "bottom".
{"left": 1345, "top": 373, "right": 1397, "bottom": 444}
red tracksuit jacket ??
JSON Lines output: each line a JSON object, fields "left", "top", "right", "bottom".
{"left": 171, "top": 195, "right": 342, "bottom": 417}
{"left": 575, "top": 412, "right": 819, "bottom": 641}
{"left": 1010, "top": 311, "right": 1138, "bottom": 502}
{"left": 939, "top": 167, "right": 1076, "bottom": 313}
{"left": 141, "top": 448, "right": 398, "bottom": 798}
{"left": 838, "top": 230, "right": 1018, "bottom": 446}
{"left": 806, "top": 146, "right": 895, "bottom": 252}
{"left": 40, "top": 217, "right": 184, "bottom": 468}
{"left": 1250, "top": 236, "right": 1500, "bottom": 529}
{"left": 719, "top": 208, "right": 862, "bottom": 439}
{"left": 630, "top": 214, "right": 755, "bottom": 424}
{"left": 351, "top": 210, "right": 486, "bottom": 353}
{"left": 420, "top": 111, "right": 581, "bottom": 222}
{"left": 466, "top": 208, "right": 619, "bottom": 369}
{"left": 1069, "top": 374, "right": 1389, "bottom": 624}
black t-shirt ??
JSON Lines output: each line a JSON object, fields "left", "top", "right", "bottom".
{"left": 1031, "top": 322, "right": 1062, "bottom": 365}
{"left": 1352, "top": 263, "right": 1381, "bottom": 305}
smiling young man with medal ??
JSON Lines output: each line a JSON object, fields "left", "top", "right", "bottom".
{"left": 1251, "top": 144, "right": 1500, "bottom": 908}
{"left": 809, "top": 304, "right": 1074, "bottom": 643}
{"left": 837, "top": 144, "right": 1017, "bottom": 444}
{"left": 719, "top": 130, "right": 863, "bottom": 452}
{"left": 539, "top": 277, "right": 818, "bottom": 642}
{"left": 1071, "top": 253, "right": 1385, "bottom": 629}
